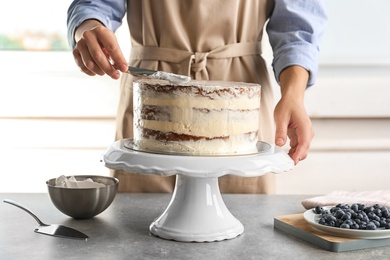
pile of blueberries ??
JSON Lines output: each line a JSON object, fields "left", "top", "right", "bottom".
{"left": 314, "top": 203, "right": 390, "bottom": 230}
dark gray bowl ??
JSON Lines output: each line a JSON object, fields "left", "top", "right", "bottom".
{"left": 46, "top": 175, "right": 119, "bottom": 219}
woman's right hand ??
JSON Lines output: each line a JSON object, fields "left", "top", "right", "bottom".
{"left": 72, "top": 19, "right": 128, "bottom": 80}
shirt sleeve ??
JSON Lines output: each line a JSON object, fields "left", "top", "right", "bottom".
{"left": 266, "top": 0, "right": 327, "bottom": 87}
{"left": 67, "top": 0, "right": 127, "bottom": 49}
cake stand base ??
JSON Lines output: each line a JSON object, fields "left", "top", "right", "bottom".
{"left": 103, "top": 139, "right": 294, "bottom": 243}
{"left": 150, "top": 175, "right": 244, "bottom": 242}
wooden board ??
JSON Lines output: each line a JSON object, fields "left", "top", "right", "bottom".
{"left": 274, "top": 213, "right": 390, "bottom": 252}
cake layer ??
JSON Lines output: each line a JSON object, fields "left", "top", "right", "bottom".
{"left": 134, "top": 79, "right": 260, "bottom": 97}
{"left": 134, "top": 132, "right": 259, "bottom": 155}
{"left": 138, "top": 106, "right": 259, "bottom": 137}
{"left": 138, "top": 115, "right": 259, "bottom": 137}
{"left": 138, "top": 95, "right": 260, "bottom": 110}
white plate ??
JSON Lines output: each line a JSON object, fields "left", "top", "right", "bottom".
{"left": 103, "top": 139, "right": 294, "bottom": 178}
{"left": 304, "top": 206, "right": 390, "bottom": 239}
{"left": 124, "top": 139, "right": 272, "bottom": 156}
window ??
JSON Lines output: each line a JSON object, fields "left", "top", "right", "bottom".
{"left": 0, "top": 1, "right": 71, "bottom": 51}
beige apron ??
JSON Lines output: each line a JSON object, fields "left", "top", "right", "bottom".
{"left": 113, "top": 0, "right": 276, "bottom": 193}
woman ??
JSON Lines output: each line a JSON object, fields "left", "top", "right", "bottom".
{"left": 67, "top": 0, "right": 327, "bottom": 193}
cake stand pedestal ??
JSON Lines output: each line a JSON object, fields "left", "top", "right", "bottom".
{"left": 103, "top": 139, "right": 294, "bottom": 242}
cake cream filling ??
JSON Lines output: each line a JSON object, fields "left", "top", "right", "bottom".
{"left": 133, "top": 134, "right": 259, "bottom": 155}
{"left": 137, "top": 109, "right": 259, "bottom": 137}
{"left": 139, "top": 95, "right": 260, "bottom": 110}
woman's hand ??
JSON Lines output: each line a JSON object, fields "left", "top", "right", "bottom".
{"left": 274, "top": 66, "right": 314, "bottom": 165}
{"left": 72, "top": 19, "right": 128, "bottom": 79}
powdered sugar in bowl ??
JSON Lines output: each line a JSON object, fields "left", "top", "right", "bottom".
{"left": 46, "top": 175, "right": 119, "bottom": 219}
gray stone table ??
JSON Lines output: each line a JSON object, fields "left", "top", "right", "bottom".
{"left": 1, "top": 193, "right": 389, "bottom": 259}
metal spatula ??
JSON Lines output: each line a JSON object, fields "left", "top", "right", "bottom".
{"left": 3, "top": 199, "right": 88, "bottom": 240}
{"left": 127, "top": 66, "right": 191, "bottom": 84}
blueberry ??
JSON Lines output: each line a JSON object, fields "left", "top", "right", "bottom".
{"left": 360, "top": 223, "right": 367, "bottom": 230}
{"left": 340, "top": 223, "right": 350, "bottom": 229}
{"left": 343, "top": 219, "right": 353, "bottom": 226}
{"left": 325, "top": 214, "right": 337, "bottom": 223}
{"left": 356, "top": 213, "right": 364, "bottom": 220}
{"left": 321, "top": 210, "right": 330, "bottom": 216}
{"left": 385, "top": 223, "right": 390, "bottom": 229}
{"left": 335, "top": 209, "right": 345, "bottom": 219}
{"left": 350, "top": 223, "right": 360, "bottom": 229}
{"left": 341, "top": 213, "right": 352, "bottom": 221}
{"left": 358, "top": 204, "right": 365, "bottom": 211}
{"left": 372, "top": 220, "right": 381, "bottom": 228}
{"left": 366, "top": 222, "right": 377, "bottom": 230}
{"left": 351, "top": 203, "right": 359, "bottom": 212}
{"left": 318, "top": 218, "right": 326, "bottom": 225}
{"left": 367, "top": 212, "right": 376, "bottom": 219}
{"left": 336, "top": 219, "right": 344, "bottom": 227}
{"left": 364, "top": 206, "right": 375, "bottom": 214}
{"left": 382, "top": 210, "right": 390, "bottom": 218}
{"left": 313, "top": 205, "right": 324, "bottom": 214}
{"left": 374, "top": 208, "right": 382, "bottom": 217}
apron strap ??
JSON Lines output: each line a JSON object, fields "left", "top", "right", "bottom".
{"left": 130, "top": 41, "right": 262, "bottom": 80}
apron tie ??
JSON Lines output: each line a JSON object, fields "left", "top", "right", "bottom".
{"left": 190, "top": 52, "right": 210, "bottom": 79}
{"left": 130, "top": 41, "right": 262, "bottom": 80}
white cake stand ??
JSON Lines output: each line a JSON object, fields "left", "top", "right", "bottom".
{"left": 103, "top": 139, "right": 294, "bottom": 242}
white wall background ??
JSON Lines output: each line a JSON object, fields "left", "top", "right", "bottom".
{"left": 1, "top": 0, "right": 389, "bottom": 194}
{"left": 319, "top": 0, "right": 390, "bottom": 64}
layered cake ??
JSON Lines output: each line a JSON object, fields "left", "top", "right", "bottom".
{"left": 133, "top": 78, "right": 261, "bottom": 155}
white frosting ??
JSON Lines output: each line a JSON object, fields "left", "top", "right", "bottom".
{"left": 55, "top": 175, "right": 106, "bottom": 188}
{"left": 149, "top": 71, "right": 191, "bottom": 84}
{"left": 133, "top": 79, "right": 261, "bottom": 155}
{"left": 140, "top": 95, "right": 260, "bottom": 110}
{"left": 133, "top": 133, "right": 259, "bottom": 155}
{"left": 138, "top": 109, "right": 259, "bottom": 137}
